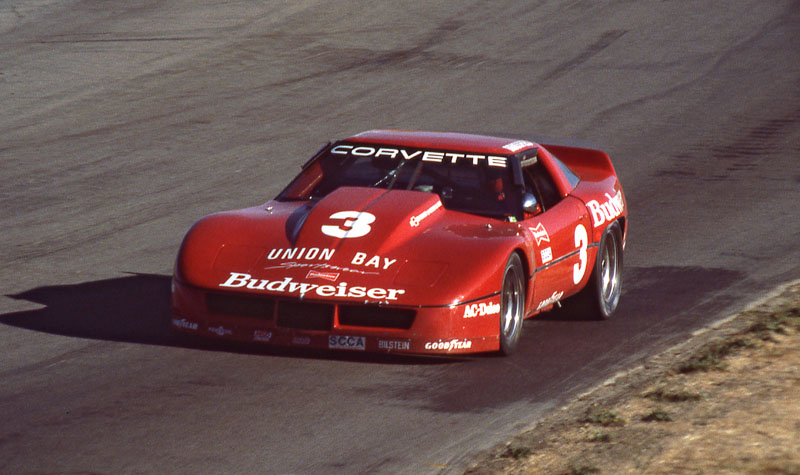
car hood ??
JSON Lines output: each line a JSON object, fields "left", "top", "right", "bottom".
{"left": 176, "top": 187, "right": 522, "bottom": 306}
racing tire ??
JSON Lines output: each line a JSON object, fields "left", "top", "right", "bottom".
{"left": 568, "top": 221, "right": 623, "bottom": 320}
{"left": 499, "top": 253, "right": 525, "bottom": 355}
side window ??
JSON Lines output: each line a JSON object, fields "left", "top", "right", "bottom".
{"left": 522, "top": 162, "right": 561, "bottom": 211}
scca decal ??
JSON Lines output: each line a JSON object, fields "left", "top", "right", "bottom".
{"left": 329, "top": 335, "right": 366, "bottom": 351}
{"left": 321, "top": 211, "right": 375, "bottom": 238}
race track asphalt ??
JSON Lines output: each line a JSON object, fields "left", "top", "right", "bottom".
{"left": 1, "top": 1, "right": 798, "bottom": 473}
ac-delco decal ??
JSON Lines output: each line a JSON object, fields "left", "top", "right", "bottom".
{"left": 331, "top": 144, "right": 508, "bottom": 168}
{"left": 328, "top": 335, "right": 366, "bottom": 351}
{"left": 587, "top": 190, "right": 624, "bottom": 226}
{"left": 425, "top": 339, "right": 473, "bottom": 351}
{"left": 462, "top": 301, "right": 500, "bottom": 318}
{"left": 220, "top": 273, "right": 406, "bottom": 300}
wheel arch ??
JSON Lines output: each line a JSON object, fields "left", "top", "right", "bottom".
{"left": 510, "top": 247, "right": 534, "bottom": 316}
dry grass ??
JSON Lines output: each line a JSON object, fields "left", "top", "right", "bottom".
{"left": 465, "top": 282, "right": 800, "bottom": 474}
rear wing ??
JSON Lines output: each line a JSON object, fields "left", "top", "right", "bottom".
{"left": 542, "top": 144, "right": 617, "bottom": 180}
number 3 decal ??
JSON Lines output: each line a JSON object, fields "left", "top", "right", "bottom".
{"left": 573, "top": 224, "right": 588, "bottom": 284}
{"left": 321, "top": 211, "right": 376, "bottom": 238}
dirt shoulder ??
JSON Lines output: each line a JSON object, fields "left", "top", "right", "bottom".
{"left": 465, "top": 281, "right": 800, "bottom": 474}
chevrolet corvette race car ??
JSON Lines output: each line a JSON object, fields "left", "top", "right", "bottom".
{"left": 171, "top": 130, "right": 627, "bottom": 355}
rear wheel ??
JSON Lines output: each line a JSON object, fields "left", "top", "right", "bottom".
{"left": 569, "top": 221, "right": 623, "bottom": 320}
{"left": 499, "top": 253, "right": 525, "bottom": 355}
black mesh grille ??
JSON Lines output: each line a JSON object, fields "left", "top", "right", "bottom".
{"left": 207, "top": 293, "right": 275, "bottom": 319}
{"left": 339, "top": 305, "right": 416, "bottom": 330}
{"left": 276, "top": 301, "right": 333, "bottom": 330}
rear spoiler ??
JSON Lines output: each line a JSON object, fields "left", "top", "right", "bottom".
{"left": 542, "top": 144, "right": 617, "bottom": 178}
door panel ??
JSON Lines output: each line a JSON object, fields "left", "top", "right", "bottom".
{"left": 524, "top": 197, "right": 590, "bottom": 312}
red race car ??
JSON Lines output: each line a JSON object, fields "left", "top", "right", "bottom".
{"left": 171, "top": 130, "right": 627, "bottom": 355}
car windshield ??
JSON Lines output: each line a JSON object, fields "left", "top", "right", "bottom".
{"left": 278, "top": 142, "right": 517, "bottom": 219}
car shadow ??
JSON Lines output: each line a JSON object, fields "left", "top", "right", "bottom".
{"left": 374, "top": 265, "right": 748, "bottom": 413}
{"left": 535, "top": 265, "right": 743, "bottom": 321}
{"left": 1, "top": 273, "right": 458, "bottom": 365}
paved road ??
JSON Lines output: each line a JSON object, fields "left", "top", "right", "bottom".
{"left": 1, "top": 1, "right": 798, "bottom": 473}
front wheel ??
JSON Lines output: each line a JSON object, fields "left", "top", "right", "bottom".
{"left": 499, "top": 253, "right": 525, "bottom": 355}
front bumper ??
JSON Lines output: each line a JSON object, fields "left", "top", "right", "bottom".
{"left": 171, "top": 278, "right": 501, "bottom": 355}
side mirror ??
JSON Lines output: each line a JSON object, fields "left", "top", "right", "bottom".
{"left": 523, "top": 193, "right": 541, "bottom": 215}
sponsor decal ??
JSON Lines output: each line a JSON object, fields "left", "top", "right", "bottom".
{"left": 264, "top": 261, "right": 379, "bottom": 276}
{"left": 351, "top": 252, "right": 397, "bottom": 270}
{"left": 220, "top": 273, "right": 406, "bottom": 301}
{"left": 331, "top": 144, "right": 508, "bottom": 168}
{"left": 378, "top": 339, "right": 411, "bottom": 351}
{"left": 587, "top": 190, "right": 624, "bottom": 226}
{"left": 536, "top": 290, "right": 564, "bottom": 311}
{"left": 307, "top": 270, "right": 339, "bottom": 282}
{"left": 462, "top": 301, "right": 501, "bottom": 318}
{"left": 540, "top": 247, "right": 553, "bottom": 264}
{"left": 253, "top": 330, "right": 272, "bottom": 342}
{"left": 292, "top": 336, "right": 311, "bottom": 345}
{"left": 529, "top": 222, "right": 550, "bottom": 246}
{"left": 171, "top": 318, "right": 198, "bottom": 331}
{"left": 503, "top": 140, "right": 534, "bottom": 152}
{"left": 424, "top": 339, "right": 473, "bottom": 351}
{"left": 266, "top": 247, "right": 335, "bottom": 262}
{"left": 328, "top": 335, "right": 366, "bottom": 351}
{"left": 321, "top": 211, "right": 376, "bottom": 239}
{"left": 409, "top": 201, "right": 443, "bottom": 227}
{"left": 208, "top": 325, "right": 233, "bottom": 336}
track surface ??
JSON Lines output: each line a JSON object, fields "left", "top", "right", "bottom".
{"left": 1, "top": 1, "right": 798, "bottom": 473}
